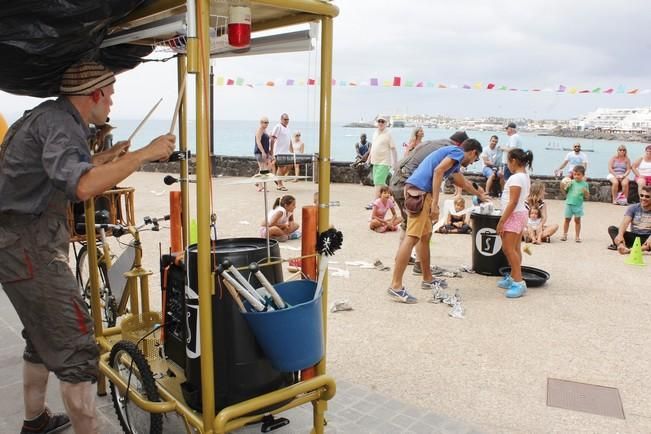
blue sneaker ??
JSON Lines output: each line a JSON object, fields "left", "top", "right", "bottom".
{"left": 497, "top": 273, "right": 513, "bottom": 289}
{"left": 505, "top": 281, "right": 527, "bottom": 298}
{"left": 387, "top": 287, "right": 418, "bottom": 304}
{"left": 289, "top": 230, "right": 301, "bottom": 240}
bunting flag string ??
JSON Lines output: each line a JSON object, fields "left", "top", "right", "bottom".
{"left": 214, "top": 75, "right": 651, "bottom": 95}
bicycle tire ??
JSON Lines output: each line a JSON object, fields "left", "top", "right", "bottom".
{"left": 109, "top": 341, "right": 163, "bottom": 434}
{"left": 76, "top": 245, "right": 116, "bottom": 327}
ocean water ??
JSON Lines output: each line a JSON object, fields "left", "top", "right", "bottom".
{"left": 111, "top": 119, "right": 649, "bottom": 178}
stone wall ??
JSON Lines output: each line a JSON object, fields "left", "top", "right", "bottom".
{"left": 141, "top": 155, "right": 638, "bottom": 203}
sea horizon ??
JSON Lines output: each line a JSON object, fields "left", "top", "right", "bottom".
{"left": 107, "top": 118, "right": 649, "bottom": 179}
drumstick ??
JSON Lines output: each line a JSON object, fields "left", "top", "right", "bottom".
{"left": 249, "top": 263, "right": 287, "bottom": 309}
{"left": 168, "top": 75, "right": 187, "bottom": 134}
{"left": 127, "top": 98, "right": 163, "bottom": 142}
{"left": 220, "top": 270, "right": 267, "bottom": 312}
{"left": 225, "top": 262, "right": 268, "bottom": 305}
{"left": 221, "top": 279, "right": 247, "bottom": 313}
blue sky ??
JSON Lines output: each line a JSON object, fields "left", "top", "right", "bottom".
{"left": 2, "top": 0, "right": 651, "bottom": 123}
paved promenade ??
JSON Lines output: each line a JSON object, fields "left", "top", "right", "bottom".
{"left": 1, "top": 171, "right": 649, "bottom": 433}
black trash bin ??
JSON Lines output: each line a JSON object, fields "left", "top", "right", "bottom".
{"left": 182, "top": 238, "right": 292, "bottom": 412}
{"left": 470, "top": 212, "right": 508, "bottom": 275}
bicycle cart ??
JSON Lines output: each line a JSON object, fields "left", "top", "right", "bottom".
{"left": 36, "top": 1, "right": 340, "bottom": 433}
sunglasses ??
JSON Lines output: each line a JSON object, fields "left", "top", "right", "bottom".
{"left": 618, "top": 148, "right": 626, "bottom": 151}
{"left": 282, "top": 118, "right": 289, "bottom": 121}
{"left": 261, "top": 121, "right": 269, "bottom": 123}
{"left": 377, "top": 119, "right": 386, "bottom": 123}
{"left": 640, "top": 194, "right": 651, "bottom": 199}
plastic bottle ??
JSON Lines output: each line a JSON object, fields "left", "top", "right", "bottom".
{"left": 228, "top": 2, "right": 251, "bottom": 48}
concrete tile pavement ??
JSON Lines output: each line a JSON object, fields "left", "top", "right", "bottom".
{"left": 0, "top": 288, "right": 480, "bottom": 433}
{"left": 2, "top": 171, "right": 650, "bottom": 433}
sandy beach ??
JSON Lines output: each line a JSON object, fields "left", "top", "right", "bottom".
{"left": 104, "top": 171, "right": 650, "bottom": 433}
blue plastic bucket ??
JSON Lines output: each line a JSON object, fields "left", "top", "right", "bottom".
{"left": 242, "top": 280, "right": 323, "bottom": 372}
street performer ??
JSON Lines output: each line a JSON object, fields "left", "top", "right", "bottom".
{"left": 0, "top": 61, "right": 175, "bottom": 433}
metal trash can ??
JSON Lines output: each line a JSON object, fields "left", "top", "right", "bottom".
{"left": 470, "top": 212, "right": 508, "bottom": 275}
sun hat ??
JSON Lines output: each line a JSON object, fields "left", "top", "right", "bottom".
{"left": 59, "top": 61, "right": 115, "bottom": 95}
{"left": 376, "top": 115, "right": 387, "bottom": 122}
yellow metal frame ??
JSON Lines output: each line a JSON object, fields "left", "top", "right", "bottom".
{"left": 84, "top": 1, "right": 339, "bottom": 433}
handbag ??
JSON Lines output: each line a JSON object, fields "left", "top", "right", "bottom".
{"left": 403, "top": 184, "right": 427, "bottom": 216}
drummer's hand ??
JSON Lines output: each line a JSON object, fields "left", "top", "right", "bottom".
{"left": 142, "top": 134, "right": 176, "bottom": 162}
{"left": 429, "top": 204, "right": 439, "bottom": 222}
{"left": 478, "top": 191, "right": 490, "bottom": 203}
{"left": 112, "top": 140, "right": 131, "bottom": 158}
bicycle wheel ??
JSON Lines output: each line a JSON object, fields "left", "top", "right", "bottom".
{"left": 109, "top": 341, "right": 163, "bottom": 434}
{"left": 76, "top": 245, "right": 117, "bottom": 327}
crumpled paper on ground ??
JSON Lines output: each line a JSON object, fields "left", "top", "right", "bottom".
{"left": 330, "top": 299, "right": 353, "bottom": 312}
{"left": 430, "top": 288, "right": 465, "bottom": 319}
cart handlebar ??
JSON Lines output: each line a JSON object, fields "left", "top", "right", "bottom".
{"left": 76, "top": 214, "right": 170, "bottom": 237}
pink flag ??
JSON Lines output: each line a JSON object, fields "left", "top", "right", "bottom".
{"left": 393, "top": 76, "right": 401, "bottom": 87}
{"left": 603, "top": 88, "right": 614, "bottom": 94}
{"left": 226, "top": 79, "right": 234, "bottom": 86}
{"left": 307, "top": 78, "right": 316, "bottom": 85}
{"left": 487, "top": 83, "right": 495, "bottom": 89}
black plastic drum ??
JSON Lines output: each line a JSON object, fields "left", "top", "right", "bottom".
{"left": 470, "top": 212, "right": 508, "bottom": 276}
{"left": 182, "top": 238, "right": 291, "bottom": 412}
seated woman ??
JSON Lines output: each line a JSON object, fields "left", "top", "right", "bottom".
{"left": 631, "top": 144, "right": 651, "bottom": 193}
{"left": 369, "top": 186, "right": 402, "bottom": 232}
{"left": 437, "top": 196, "right": 471, "bottom": 234}
{"left": 607, "top": 145, "right": 632, "bottom": 205}
{"left": 524, "top": 182, "right": 559, "bottom": 242}
{"left": 260, "top": 195, "right": 301, "bottom": 241}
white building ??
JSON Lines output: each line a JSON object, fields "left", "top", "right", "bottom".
{"left": 572, "top": 107, "right": 651, "bottom": 132}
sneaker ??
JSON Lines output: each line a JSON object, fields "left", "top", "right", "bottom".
{"left": 408, "top": 255, "right": 416, "bottom": 265}
{"left": 421, "top": 277, "right": 448, "bottom": 289}
{"left": 497, "top": 273, "right": 513, "bottom": 289}
{"left": 364, "top": 203, "right": 374, "bottom": 210}
{"left": 21, "top": 407, "right": 71, "bottom": 434}
{"left": 412, "top": 263, "right": 444, "bottom": 276}
{"left": 505, "top": 280, "right": 527, "bottom": 298}
{"left": 288, "top": 230, "right": 301, "bottom": 240}
{"left": 387, "top": 287, "right": 418, "bottom": 304}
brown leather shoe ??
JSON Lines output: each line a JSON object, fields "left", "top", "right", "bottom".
{"left": 21, "top": 408, "right": 71, "bottom": 434}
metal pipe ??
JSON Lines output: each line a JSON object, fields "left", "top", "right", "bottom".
{"left": 315, "top": 15, "right": 334, "bottom": 379}
{"left": 176, "top": 56, "right": 190, "bottom": 249}
{"left": 192, "top": 0, "right": 216, "bottom": 430}
{"left": 210, "top": 65, "right": 214, "bottom": 156}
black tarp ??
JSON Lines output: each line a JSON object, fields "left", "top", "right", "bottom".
{"left": 0, "top": 0, "right": 154, "bottom": 97}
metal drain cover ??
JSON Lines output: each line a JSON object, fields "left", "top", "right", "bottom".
{"left": 547, "top": 378, "right": 625, "bottom": 419}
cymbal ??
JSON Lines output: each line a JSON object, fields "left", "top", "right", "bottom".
{"left": 226, "top": 174, "right": 310, "bottom": 185}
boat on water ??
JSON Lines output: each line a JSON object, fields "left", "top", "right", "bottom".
{"left": 544, "top": 142, "right": 562, "bottom": 151}
{"left": 342, "top": 121, "right": 375, "bottom": 128}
